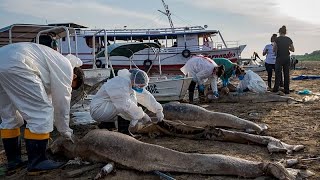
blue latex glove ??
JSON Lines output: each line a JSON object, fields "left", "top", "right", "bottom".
{"left": 198, "top": 85, "right": 205, "bottom": 92}
{"left": 222, "top": 79, "right": 229, "bottom": 87}
{"left": 213, "top": 91, "right": 219, "bottom": 97}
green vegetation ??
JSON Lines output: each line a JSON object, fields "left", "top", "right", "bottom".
{"left": 296, "top": 50, "right": 320, "bottom": 61}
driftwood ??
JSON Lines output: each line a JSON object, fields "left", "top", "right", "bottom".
{"left": 49, "top": 130, "right": 313, "bottom": 179}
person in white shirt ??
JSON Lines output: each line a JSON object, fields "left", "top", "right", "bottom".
{"left": 235, "top": 66, "right": 267, "bottom": 93}
{"left": 180, "top": 55, "right": 225, "bottom": 103}
{"left": 263, "top": 34, "right": 283, "bottom": 89}
{"left": 90, "top": 69, "right": 164, "bottom": 134}
{"left": 0, "top": 42, "right": 84, "bottom": 175}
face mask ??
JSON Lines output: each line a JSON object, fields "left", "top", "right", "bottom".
{"left": 238, "top": 74, "right": 245, "bottom": 80}
{"left": 132, "top": 86, "right": 144, "bottom": 93}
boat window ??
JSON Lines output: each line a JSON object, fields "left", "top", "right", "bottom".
{"left": 85, "top": 36, "right": 101, "bottom": 48}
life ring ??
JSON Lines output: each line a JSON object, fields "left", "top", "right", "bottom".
{"left": 143, "top": 59, "right": 153, "bottom": 71}
{"left": 182, "top": 49, "right": 191, "bottom": 58}
{"left": 95, "top": 59, "right": 102, "bottom": 68}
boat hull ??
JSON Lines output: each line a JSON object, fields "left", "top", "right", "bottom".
{"left": 147, "top": 77, "right": 193, "bottom": 102}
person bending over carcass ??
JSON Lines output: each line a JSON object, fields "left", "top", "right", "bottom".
{"left": 213, "top": 58, "right": 238, "bottom": 91}
{"left": 180, "top": 55, "right": 224, "bottom": 103}
{"left": 90, "top": 69, "right": 164, "bottom": 134}
{"left": 0, "top": 42, "right": 84, "bottom": 175}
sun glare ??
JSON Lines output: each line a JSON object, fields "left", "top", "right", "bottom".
{"left": 277, "top": 0, "right": 320, "bottom": 25}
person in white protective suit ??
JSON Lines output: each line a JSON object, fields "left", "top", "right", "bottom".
{"left": 180, "top": 55, "right": 225, "bottom": 103}
{"left": 90, "top": 68, "right": 164, "bottom": 134}
{"left": 0, "top": 42, "right": 84, "bottom": 175}
{"left": 235, "top": 66, "right": 267, "bottom": 93}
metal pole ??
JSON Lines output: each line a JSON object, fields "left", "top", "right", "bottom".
{"left": 218, "top": 30, "right": 228, "bottom": 48}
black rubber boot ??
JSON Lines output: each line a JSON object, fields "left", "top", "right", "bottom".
{"left": 188, "top": 92, "right": 194, "bottom": 104}
{"left": 198, "top": 90, "right": 205, "bottom": 103}
{"left": 2, "top": 137, "right": 26, "bottom": 175}
{"left": 98, "top": 122, "right": 116, "bottom": 130}
{"left": 117, "top": 116, "right": 130, "bottom": 135}
{"left": 25, "top": 139, "right": 64, "bottom": 175}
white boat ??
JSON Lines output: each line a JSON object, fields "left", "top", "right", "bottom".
{"left": 104, "top": 42, "right": 193, "bottom": 102}
{"left": 54, "top": 1, "right": 246, "bottom": 75}
{"left": 240, "top": 57, "right": 266, "bottom": 72}
{"left": 55, "top": 25, "right": 246, "bottom": 75}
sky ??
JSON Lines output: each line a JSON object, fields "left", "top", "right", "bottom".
{"left": 0, "top": 0, "right": 319, "bottom": 58}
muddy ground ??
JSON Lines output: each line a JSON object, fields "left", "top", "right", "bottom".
{"left": 1, "top": 61, "right": 319, "bottom": 180}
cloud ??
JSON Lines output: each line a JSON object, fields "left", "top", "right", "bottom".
{"left": 178, "top": 0, "right": 319, "bottom": 33}
{"left": 0, "top": 0, "right": 171, "bottom": 28}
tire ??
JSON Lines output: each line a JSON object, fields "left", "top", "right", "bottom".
{"left": 143, "top": 59, "right": 153, "bottom": 71}
{"left": 95, "top": 59, "right": 102, "bottom": 68}
{"left": 182, "top": 49, "right": 191, "bottom": 58}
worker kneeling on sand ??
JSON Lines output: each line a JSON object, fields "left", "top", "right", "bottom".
{"left": 235, "top": 66, "right": 267, "bottom": 93}
{"left": 0, "top": 42, "right": 84, "bottom": 175}
{"left": 90, "top": 68, "right": 164, "bottom": 134}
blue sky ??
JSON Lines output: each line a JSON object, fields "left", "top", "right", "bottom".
{"left": 1, "top": 0, "right": 319, "bottom": 58}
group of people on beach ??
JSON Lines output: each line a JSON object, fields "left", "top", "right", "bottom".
{"left": 263, "top": 25, "right": 295, "bottom": 94}
{"left": 0, "top": 24, "right": 295, "bottom": 177}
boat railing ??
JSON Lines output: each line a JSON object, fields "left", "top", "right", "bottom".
{"left": 137, "top": 42, "right": 240, "bottom": 54}
{"left": 213, "top": 41, "right": 239, "bottom": 49}
{"left": 78, "top": 26, "right": 215, "bottom": 36}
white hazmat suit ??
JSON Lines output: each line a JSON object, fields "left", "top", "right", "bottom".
{"left": 90, "top": 69, "right": 163, "bottom": 126}
{"left": 237, "top": 70, "right": 267, "bottom": 93}
{"left": 0, "top": 42, "right": 80, "bottom": 135}
{"left": 180, "top": 56, "right": 219, "bottom": 93}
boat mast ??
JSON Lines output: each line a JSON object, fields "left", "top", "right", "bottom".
{"left": 158, "top": 0, "right": 175, "bottom": 32}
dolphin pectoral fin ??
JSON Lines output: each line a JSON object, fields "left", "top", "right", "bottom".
{"left": 265, "top": 162, "right": 296, "bottom": 180}
{"left": 267, "top": 141, "right": 305, "bottom": 154}
{"left": 286, "top": 168, "right": 315, "bottom": 179}
{"left": 245, "top": 123, "right": 268, "bottom": 134}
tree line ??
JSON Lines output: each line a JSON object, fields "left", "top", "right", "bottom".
{"left": 296, "top": 50, "right": 320, "bottom": 61}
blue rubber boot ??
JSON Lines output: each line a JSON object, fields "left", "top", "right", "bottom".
{"left": 25, "top": 139, "right": 65, "bottom": 176}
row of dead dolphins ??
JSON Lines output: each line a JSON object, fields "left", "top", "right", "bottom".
{"left": 49, "top": 101, "right": 314, "bottom": 179}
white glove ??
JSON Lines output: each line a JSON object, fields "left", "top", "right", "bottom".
{"left": 130, "top": 119, "right": 139, "bottom": 127}
{"left": 156, "top": 111, "right": 164, "bottom": 122}
{"left": 141, "top": 113, "right": 151, "bottom": 124}
{"left": 61, "top": 131, "right": 75, "bottom": 143}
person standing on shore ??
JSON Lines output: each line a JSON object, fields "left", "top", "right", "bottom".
{"left": 263, "top": 34, "right": 283, "bottom": 89}
{"left": 272, "top": 25, "right": 295, "bottom": 94}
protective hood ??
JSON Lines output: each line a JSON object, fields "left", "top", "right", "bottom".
{"left": 65, "top": 54, "right": 83, "bottom": 68}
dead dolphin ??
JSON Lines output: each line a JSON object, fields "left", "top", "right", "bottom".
{"left": 134, "top": 120, "right": 304, "bottom": 154}
{"left": 162, "top": 102, "right": 267, "bottom": 133}
{"left": 207, "top": 92, "right": 297, "bottom": 103}
{"left": 49, "top": 130, "right": 310, "bottom": 179}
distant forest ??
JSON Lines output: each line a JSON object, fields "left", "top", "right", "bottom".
{"left": 296, "top": 50, "right": 320, "bottom": 61}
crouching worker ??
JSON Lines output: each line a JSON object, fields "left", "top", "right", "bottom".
{"left": 180, "top": 55, "right": 224, "bottom": 103}
{"left": 213, "top": 58, "right": 238, "bottom": 91}
{"left": 0, "top": 42, "right": 84, "bottom": 175}
{"left": 235, "top": 66, "right": 267, "bottom": 93}
{"left": 90, "top": 69, "right": 164, "bottom": 135}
